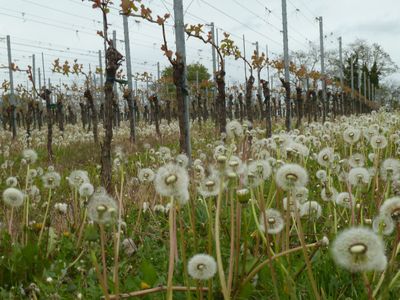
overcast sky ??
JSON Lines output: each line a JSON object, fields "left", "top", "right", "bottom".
{"left": 0, "top": 0, "right": 399, "bottom": 89}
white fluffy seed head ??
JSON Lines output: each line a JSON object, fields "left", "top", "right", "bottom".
{"left": 335, "top": 192, "right": 355, "bottom": 209}
{"left": 380, "top": 158, "right": 400, "bottom": 182}
{"left": 42, "top": 171, "right": 61, "bottom": 189}
{"left": 67, "top": 170, "right": 90, "bottom": 188}
{"left": 321, "top": 187, "right": 338, "bottom": 202}
{"left": 331, "top": 227, "right": 387, "bottom": 273}
{"left": 372, "top": 214, "right": 395, "bottom": 235}
{"left": 198, "top": 170, "right": 221, "bottom": 198}
{"left": 259, "top": 208, "right": 285, "bottom": 234}
{"left": 343, "top": 127, "right": 361, "bottom": 145}
{"left": 293, "top": 186, "right": 309, "bottom": 204}
{"left": 370, "top": 135, "right": 388, "bottom": 150}
{"left": 226, "top": 120, "right": 244, "bottom": 140}
{"left": 154, "top": 163, "right": 189, "bottom": 197}
{"left": 22, "top": 149, "right": 38, "bottom": 164}
{"left": 138, "top": 168, "right": 155, "bottom": 184}
{"left": 300, "top": 201, "right": 322, "bottom": 220}
{"left": 188, "top": 254, "right": 217, "bottom": 280}
{"left": 348, "top": 167, "right": 370, "bottom": 187}
{"left": 2, "top": 187, "right": 25, "bottom": 207}
{"left": 87, "top": 193, "right": 118, "bottom": 224}
{"left": 275, "top": 163, "right": 308, "bottom": 191}
{"left": 317, "top": 147, "right": 335, "bottom": 167}
{"left": 79, "top": 182, "right": 94, "bottom": 197}
{"left": 379, "top": 197, "right": 400, "bottom": 221}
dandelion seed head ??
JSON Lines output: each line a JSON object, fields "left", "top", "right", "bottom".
{"left": 79, "top": 182, "right": 94, "bottom": 197}
{"left": 349, "top": 153, "right": 365, "bottom": 168}
{"left": 335, "top": 192, "right": 355, "bottom": 208}
{"left": 6, "top": 176, "right": 18, "bottom": 187}
{"left": 226, "top": 120, "right": 243, "bottom": 140}
{"left": 348, "top": 167, "right": 370, "bottom": 187}
{"left": 2, "top": 187, "right": 25, "bottom": 207}
{"left": 370, "top": 135, "right": 388, "bottom": 150}
{"left": 259, "top": 208, "right": 285, "bottom": 234}
{"left": 331, "top": 227, "right": 387, "bottom": 272}
{"left": 22, "top": 149, "right": 38, "bottom": 164}
{"left": 42, "top": 171, "right": 61, "bottom": 189}
{"left": 321, "top": 187, "right": 338, "bottom": 202}
{"left": 154, "top": 163, "right": 189, "bottom": 197}
{"left": 87, "top": 193, "right": 118, "bottom": 224}
{"left": 372, "top": 214, "right": 394, "bottom": 235}
{"left": 380, "top": 158, "right": 400, "bottom": 182}
{"left": 138, "top": 168, "right": 155, "bottom": 184}
{"left": 293, "top": 186, "right": 309, "bottom": 204}
{"left": 343, "top": 127, "right": 361, "bottom": 144}
{"left": 188, "top": 254, "right": 217, "bottom": 280}
{"left": 317, "top": 147, "right": 335, "bottom": 167}
{"left": 67, "top": 170, "right": 89, "bottom": 188}
{"left": 300, "top": 201, "right": 322, "bottom": 220}
{"left": 276, "top": 163, "right": 308, "bottom": 191}
{"left": 379, "top": 197, "right": 400, "bottom": 222}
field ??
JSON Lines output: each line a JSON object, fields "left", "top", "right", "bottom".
{"left": 1, "top": 111, "right": 400, "bottom": 299}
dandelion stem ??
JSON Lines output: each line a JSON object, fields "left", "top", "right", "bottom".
{"left": 166, "top": 196, "right": 176, "bottom": 300}
{"left": 99, "top": 224, "right": 109, "bottom": 295}
{"left": 240, "top": 241, "right": 320, "bottom": 289}
{"left": 215, "top": 182, "right": 230, "bottom": 300}
{"left": 293, "top": 197, "right": 321, "bottom": 300}
{"left": 38, "top": 188, "right": 52, "bottom": 245}
{"left": 91, "top": 250, "right": 110, "bottom": 300}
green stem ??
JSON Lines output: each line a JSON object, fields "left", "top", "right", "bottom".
{"left": 166, "top": 196, "right": 176, "bottom": 300}
{"left": 38, "top": 188, "right": 52, "bottom": 244}
{"left": 215, "top": 183, "right": 229, "bottom": 300}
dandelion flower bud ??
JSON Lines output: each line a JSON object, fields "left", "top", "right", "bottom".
{"left": 258, "top": 208, "right": 285, "bottom": 234}
{"left": 2, "top": 187, "right": 25, "bottom": 207}
{"left": 154, "top": 163, "right": 189, "bottom": 197}
{"left": 87, "top": 193, "right": 118, "bottom": 224}
{"left": 22, "top": 149, "right": 38, "bottom": 164}
{"left": 188, "top": 254, "right": 217, "bottom": 280}
{"left": 79, "top": 183, "right": 94, "bottom": 197}
{"left": 331, "top": 227, "right": 387, "bottom": 272}
{"left": 276, "top": 163, "right": 308, "bottom": 191}
{"left": 237, "top": 188, "right": 250, "bottom": 204}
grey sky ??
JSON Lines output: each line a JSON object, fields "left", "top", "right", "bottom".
{"left": 0, "top": 0, "right": 399, "bottom": 89}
